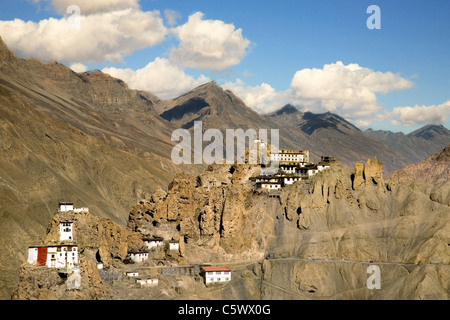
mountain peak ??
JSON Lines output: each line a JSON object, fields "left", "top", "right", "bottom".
{"left": 408, "top": 124, "right": 449, "bottom": 140}
{"left": 0, "top": 36, "right": 19, "bottom": 62}
{"left": 300, "top": 111, "right": 360, "bottom": 135}
{"left": 273, "top": 104, "right": 299, "bottom": 116}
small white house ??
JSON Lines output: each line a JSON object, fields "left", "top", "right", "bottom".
{"left": 201, "top": 266, "right": 231, "bottom": 285}
{"left": 59, "top": 202, "right": 74, "bottom": 212}
{"left": 126, "top": 271, "right": 139, "bottom": 277}
{"left": 259, "top": 182, "right": 282, "bottom": 190}
{"left": 136, "top": 277, "right": 158, "bottom": 287}
{"left": 283, "top": 176, "right": 301, "bottom": 185}
{"left": 73, "top": 207, "right": 89, "bottom": 213}
{"left": 59, "top": 221, "right": 74, "bottom": 241}
{"left": 129, "top": 252, "right": 149, "bottom": 263}
{"left": 27, "top": 247, "right": 39, "bottom": 265}
{"left": 169, "top": 241, "right": 179, "bottom": 251}
{"left": 144, "top": 237, "right": 164, "bottom": 250}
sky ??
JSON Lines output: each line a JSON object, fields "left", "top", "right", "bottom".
{"left": 0, "top": 0, "right": 449, "bottom": 133}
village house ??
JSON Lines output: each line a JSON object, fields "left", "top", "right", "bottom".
{"left": 58, "top": 202, "right": 74, "bottom": 212}
{"left": 136, "top": 277, "right": 158, "bottom": 287}
{"left": 201, "top": 266, "right": 232, "bottom": 285}
{"left": 282, "top": 176, "right": 302, "bottom": 185}
{"left": 143, "top": 237, "right": 164, "bottom": 250}
{"left": 58, "top": 202, "right": 89, "bottom": 213}
{"left": 27, "top": 245, "right": 78, "bottom": 269}
{"left": 270, "top": 149, "right": 309, "bottom": 164}
{"left": 251, "top": 175, "right": 283, "bottom": 190}
{"left": 168, "top": 240, "right": 180, "bottom": 252}
{"left": 128, "top": 251, "right": 149, "bottom": 263}
{"left": 126, "top": 271, "right": 139, "bottom": 277}
{"left": 59, "top": 221, "right": 74, "bottom": 241}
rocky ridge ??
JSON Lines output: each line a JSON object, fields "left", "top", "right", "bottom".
{"left": 386, "top": 145, "right": 450, "bottom": 184}
{"left": 14, "top": 158, "right": 448, "bottom": 299}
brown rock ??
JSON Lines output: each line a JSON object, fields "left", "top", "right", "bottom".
{"left": 364, "top": 157, "right": 384, "bottom": 187}
{"left": 353, "top": 161, "right": 364, "bottom": 189}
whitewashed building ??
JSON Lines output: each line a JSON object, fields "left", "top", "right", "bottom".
{"left": 136, "top": 277, "right": 158, "bottom": 287}
{"left": 58, "top": 202, "right": 89, "bottom": 213}
{"left": 298, "top": 165, "right": 320, "bottom": 178}
{"left": 169, "top": 241, "right": 180, "bottom": 252}
{"left": 59, "top": 202, "right": 74, "bottom": 212}
{"left": 282, "top": 176, "right": 302, "bottom": 185}
{"left": 59, "top": 221, "right": 74, "bottom": 241}
{"left": 129, "top": 251, "right": 149, "bottom": 263}
{"left": 251, "top": 176, "right": 283, "bottom": 190}
{"left": 28, "top": 245, "right": 78, "bottom": 268}
{"left": 46, "top": 245, "right": 78, "bottom": 268}
{"left": 201, "top": 266, "right": 232, "bottom": 285}
{"left": 27, "top": 247, "right": 40, "bottom": 265}
{"left": 126, "top": 271, "right": 139, "bottom": 277}
{"left": 144, "top": 237, "right": 164, "bottom": 250}
{"left": 270, "top": 149, "right": 309, "bottom": 164}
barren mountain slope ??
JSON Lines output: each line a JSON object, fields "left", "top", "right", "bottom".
{"left": 365, "top": 125, "right": 450, "bottom": 166}
{"left": 0, "top": 38, "right": 203, "bottom": 299}
{"left": 386, "top": 145, "right": 450, "bottom": 184}
{"left": 0, "top": 84, "right": 178, "bottom": 298}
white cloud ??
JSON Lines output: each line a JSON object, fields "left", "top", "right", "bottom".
{"left": 0, "top": 8, "right": 167, "bottom": 63}
{"left": 102, "top": 57, "right": 210, "bottom": 99}
{"left": 32, "top": 0, "right": 140, "bottom": 14}
{"left": 390, "top": 100, "right": 450, "bottom": 127}
{"left": 170, "top": 12, "right": 251, "bottom": 71}
{"left": 289, "top": 61, "right": 414, "bottom": 121}
{"left": 69, "top": 62, "right": 88, "bottom": 73}
{"left": 164, "top": 9, "right": 181, "bottom": 27}
{"left": 221, "top": 79, "right": 289, "bottom": 114}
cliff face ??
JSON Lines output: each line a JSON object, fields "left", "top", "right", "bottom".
{"left": 13, "top": 159, "right": 449, "bottom": 299}
{"left": 125, "top": 159, "right": 449, "bottom": 299}
{"left": 260, "top": 159, "right": 449, "bottom": 299}
{"left": 127, "top": 163, "right": 276, "bottom": 263}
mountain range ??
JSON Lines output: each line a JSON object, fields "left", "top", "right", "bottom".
{"left": 0, "top": 36, "right": 449, "bottom": 299}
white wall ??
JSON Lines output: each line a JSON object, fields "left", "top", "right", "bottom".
{"left": 59, "top": 204, "right": 74, "bottom": 212}
{"left": 205, "top": 271, "right": 231, "bottom": 283}
{"left": 27, "top": 248, "right": 38, "bottom": 264}
{"left": 59, "top": 222, "right": 74, "bottom": 241}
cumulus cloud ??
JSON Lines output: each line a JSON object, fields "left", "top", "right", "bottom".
{"left": 32, "top": 0, "right": 140, "bottom": 14}
{"left": 289, "top": 61, "right": 414, "bottom": 121}
{"left": 69, "top": 62, "right": 88, "bottom": 73}
{"left": 170, "top": 12, "right": 251, "bottom": 71}
{"left": 389, "top": 100, "right": 450, "bottom": 127}
{"left": 102, "top": 57, "right": 210, "bottom": 99}
{"left": 221, "top": 79, "right": 289, "bottom": 114}
{"left": 0, "top": 8, "right": 167, "bottom": 63}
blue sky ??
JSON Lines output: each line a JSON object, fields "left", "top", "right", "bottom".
{"left": 0, "top": 0, "right": 449, "bottom": 133}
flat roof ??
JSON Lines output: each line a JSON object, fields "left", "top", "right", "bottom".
{"left": 142, "top": 236, "right": 164, "bottom": 241}
{"left": 202, "top": 266, "right": 231, "bottom": 272}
